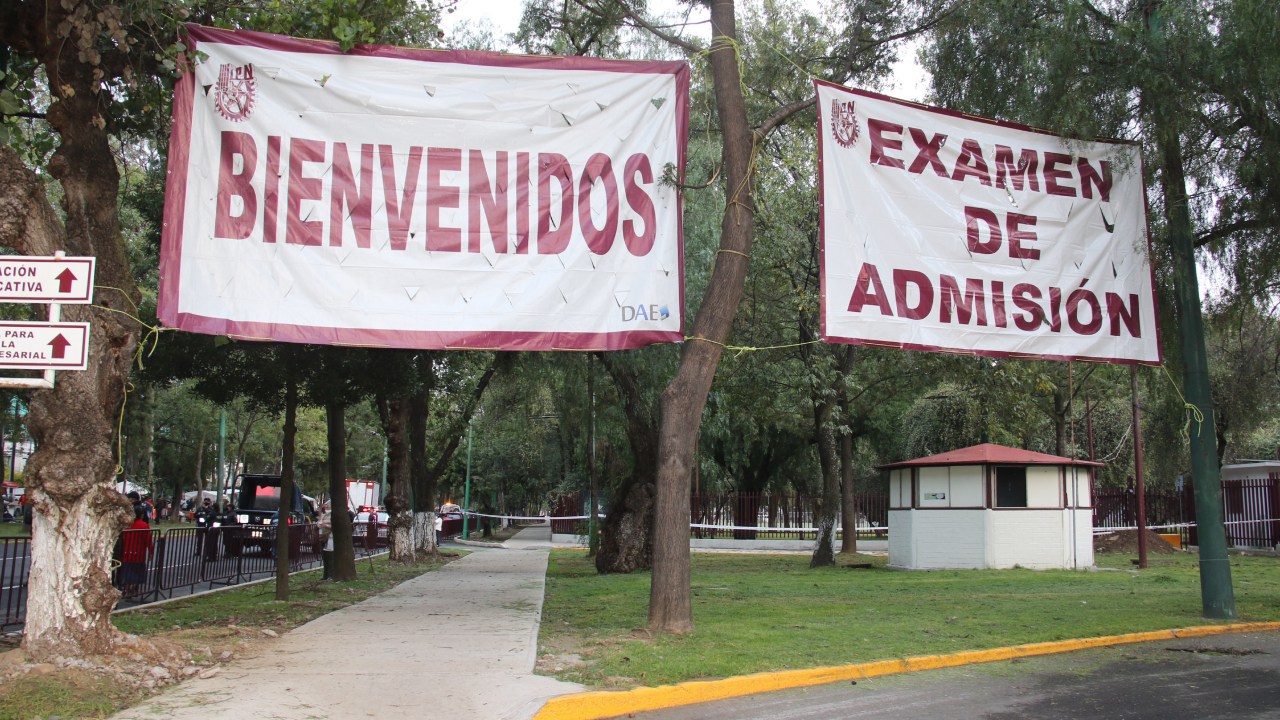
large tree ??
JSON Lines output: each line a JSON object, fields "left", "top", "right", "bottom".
{"left": 0, "top": 0, "right": 448, "bottom": 660}
{"left": 921, "top": 0, "right": 1280, "bottom": 618}
{"left": 642, "top": 0, "right": 957, "bottom": 632}
{"left": 0, "top": 0, "right": 155, "bottom": 660}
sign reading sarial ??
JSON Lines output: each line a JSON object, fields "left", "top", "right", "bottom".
{"left": 159, "top": 25, "right": 689, "bottom": 351}
{"left": 816, "top": 82, "right": 1160, "bottom": 365}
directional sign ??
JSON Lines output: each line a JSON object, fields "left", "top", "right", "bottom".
{"left": 0, "top": 256, "right": 95, "bottom": 304}
{"left": 0, "top": 322, "right": 91, "bottom": 370}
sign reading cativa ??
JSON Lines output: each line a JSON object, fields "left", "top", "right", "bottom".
{"left": 160, "top": 25, "right": 688, "bottom": 352}
{"left": 816, "top": 83, "right": 1159, "bottom": 365}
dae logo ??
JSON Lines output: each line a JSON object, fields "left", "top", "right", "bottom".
{"left": 830, "top": 99, "right": 859, "bottom": 149}
{"left": 215, "top": 63, "right": 256, "bottom": 122}
{"left": 621, "top": 304, "right": 670, "bottom": 322}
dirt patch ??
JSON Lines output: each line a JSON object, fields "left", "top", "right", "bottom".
{"left": 1094, "top": 529, "right": 1179, "bottom": 554}
{"left": 0, "top": 625, "right": 276, "bottom": 716}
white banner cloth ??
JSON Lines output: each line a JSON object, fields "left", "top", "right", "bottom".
{"left": 817, "top": 82, "right": 1159, "bottom": 364}
{"left": 160, "top": 25, "right": 688, "bottom": 351}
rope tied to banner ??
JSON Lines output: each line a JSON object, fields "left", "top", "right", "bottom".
{"left": 685, "top": 335, "right": 822, "bottom": 357}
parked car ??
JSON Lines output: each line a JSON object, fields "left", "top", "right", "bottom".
{"left": 224, "top": 474, "right": 307, "bottom": 556}
{"left": 438, "top": 510, "right": 466, "bottom": 538}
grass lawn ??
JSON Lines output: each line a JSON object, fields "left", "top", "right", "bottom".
{"left": 0, "top": 524, "right": 27, "bottom": 538}
{"left": 538, "top": 550, "right": 1280, "bottom": 688}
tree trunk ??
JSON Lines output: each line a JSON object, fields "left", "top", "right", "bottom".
{"left": 0, "top": 59, "right": 140, "bottom": 658}
{"left": 193, "top": 426, "right": 208, "bottom": 497}
{"left": 275, "top": 378, "right": 298, "bottom": 600}
{"left": 326, "top": 398, "right": 357, "bottom": 581}
{"left": 839, "top": 430, "right": 858, "bottom": 554}
{"left": 410, "top": 374, "right": 438, "bottom": 554}
{"left": 810, "top": 402, "right": 839, "bottom": 568}
{"left": 1053, "top": 387, "right": 1069, "bottom": 457}
{"left": 651, "top": 0, "right": 755, "bottom": 634}
{"left": 145, "top": 389, "right": 156, "bottom": 495}
{"left": 587, "top": 354, "right": 599, "bottom": 555}
{"left": 596, "top": 354, "right": 658, "bottom": 574}
{"left": 378, "top": 394, "right": 414, "bottom": 562}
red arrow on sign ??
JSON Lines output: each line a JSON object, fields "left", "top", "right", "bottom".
{"left": 55, "top": 268, "right": 78, "bottom": 294}
{"left": 48, "top": 334, "right": 71, "bottom": 359}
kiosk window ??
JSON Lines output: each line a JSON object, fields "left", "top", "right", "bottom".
{"left": 996, "top": 467, "right": 1027, "bottom": 508}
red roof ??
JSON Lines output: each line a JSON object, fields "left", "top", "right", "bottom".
{"left": 878, "top": 443, "right": 1104, "bottom": 469}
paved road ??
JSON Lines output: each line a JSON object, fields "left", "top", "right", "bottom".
{"left": 625, "top": 631, "right": 1280, "bottom": 720}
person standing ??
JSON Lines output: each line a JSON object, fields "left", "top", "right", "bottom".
{"left": 194, "top": 497, "right": 214, "bottom": 557}
{"left": 120, "top": 506, "right": 154, "bottom": 596}
{"left": 318, "top": 500, "right": 334, "bottom": 580}
{"left": 211, "top": 499, "right": 236, "bottom": 559}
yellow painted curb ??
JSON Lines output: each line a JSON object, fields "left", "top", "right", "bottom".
{"left": 534, "top": 622, "right": 1280, "bottom": 720}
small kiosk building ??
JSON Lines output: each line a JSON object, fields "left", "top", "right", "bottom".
{"left": 881, "top": 443, "right": 1099, "bottom": 570}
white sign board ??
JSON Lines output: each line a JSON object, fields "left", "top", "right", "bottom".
{"left": 0, "top": 322, "right": 90, "bottom": 370}
{"left": 817, "top": 83, "right": 1160, "bottom": 365}
{"left": 0, "top": 256, "right": 95, "bottom": 304}
{"left": 160, "top": 25, "right": 688, "bottom": 351}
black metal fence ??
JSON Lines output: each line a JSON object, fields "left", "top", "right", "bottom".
{"left": 3, "top": 521, "right": 383, "bottom": 630}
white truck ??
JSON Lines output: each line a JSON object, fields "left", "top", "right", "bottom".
{"left": 346, "top": 479, "right": 380, "bottom": 513}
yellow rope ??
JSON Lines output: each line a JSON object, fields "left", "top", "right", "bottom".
{"left": 94, "top": 285, "right": 139, "bottom": 314}
{"left": 87, "top": 301, "right": 169, "bottom": 477}
{"left": 115, "top": 379, "right": 130, "bottom": 477}
{"left": 1160, "top": 363, "right": 1206, "bottom": 440}
{"left": 686, "top": 335, "right": 822, "bottom": 357}
{"left": 89, "top": 303, "right": 170, "bottom": 370}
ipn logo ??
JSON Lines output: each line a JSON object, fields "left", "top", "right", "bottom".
{"left": 621, "top": 304, "right": 670, "bottom": 322}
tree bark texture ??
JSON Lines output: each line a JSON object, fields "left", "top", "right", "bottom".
{"left": 410, "top": 383, "right": 438, "bottom": 554}
{"left": 275, "top": 379, "right": 298, "bottom": 600}
{"left": 596, "top": 354, "right": 659, "bottom": 574}
{"left": 839, "top": 430, "right": 858, "bottom": 554}
{"left": 378, "top": 394, "right": 414, "bottom": 562}
{"left": 810, "top": 413, "right": 839, "bottom": 568}
{"left": 650, "top": 0, "right": 755, "bottom": 634}
{"left": 0, "top": 0, "right": 141, "bottom": 658}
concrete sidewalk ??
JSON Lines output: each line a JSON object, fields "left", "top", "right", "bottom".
{"left": 116, "top": 526, "right": 582, "bottom": 720}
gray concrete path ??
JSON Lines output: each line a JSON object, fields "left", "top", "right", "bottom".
{"left": 116, "top": 526, "right": 582, "bottom": 720}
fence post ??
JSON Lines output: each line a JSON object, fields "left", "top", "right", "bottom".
{"left": 150, "top": 532, "right": 165, "bottom": 601}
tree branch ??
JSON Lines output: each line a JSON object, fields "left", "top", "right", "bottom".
{"left": 1196, "top": 217, "right": 1267, "bottom": 248}
{"left": 755, "top": 96, "right": 815, "bottom": 140}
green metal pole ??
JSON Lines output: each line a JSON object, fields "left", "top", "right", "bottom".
{"left": 216, "top": 408, "right": 226, "bottom": 501}
{"left": 10, "top": 397, "right": 19, "bottom": 487}
{"left": 463, "top": 418, "right": 473, "bottom": 538}
{"left": 1147, "top": 2, "right": 1234, "bottom": 619}
{"left": 465, "top": 415, "right": 476, "bottom": 538}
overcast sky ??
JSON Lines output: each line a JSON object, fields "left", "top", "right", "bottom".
{"left": 440, "top": 0, "right": 927, "bottom": 101}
